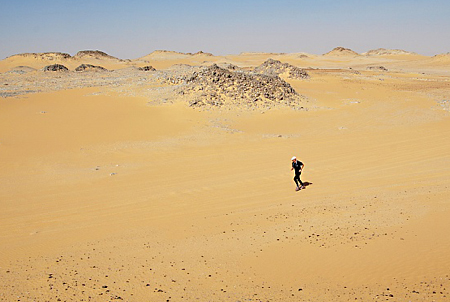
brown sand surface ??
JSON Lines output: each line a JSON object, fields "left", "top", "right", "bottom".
{"left": 1, "top": 51, "right": 450, "bottom": 301}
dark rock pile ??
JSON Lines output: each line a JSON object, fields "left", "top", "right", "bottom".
{"left": 160, "top": 64, "right": 305, "bottom": 108}
{"left": 366, "top": 66, "right": 388, "bottom": 72}
{"left": 42, "top": 64, "right": 69, "bottom": 72}
{"left": 75, "top": 64, "right": 108, "bottom": 72}
{"left": 254, "top": 59, "right": 309, "bottom": 79}
{"left": 138, "top": 66, "right": 156, "bottom": 71}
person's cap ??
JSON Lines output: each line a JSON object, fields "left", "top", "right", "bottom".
{"left": 291, "top": 156, "right": 296, "bottom": 160}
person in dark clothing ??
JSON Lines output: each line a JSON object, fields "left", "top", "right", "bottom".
{"left": 291, "top": 156, "right": 305, "bottom": 191}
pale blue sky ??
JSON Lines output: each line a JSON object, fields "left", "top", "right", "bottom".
{"left": 0, "top": 0, "right": 449, "bottom": 59}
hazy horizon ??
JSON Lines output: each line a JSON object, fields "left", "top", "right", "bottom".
{"left": 1, "top": 0, "right": 449, "bottom": 60}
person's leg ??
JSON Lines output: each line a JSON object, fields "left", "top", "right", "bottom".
{"left": 293, "top": 175, "right": 300, "bottom": 188}
{"left": 298, "top": 173, "right": 305, "bottom": 188}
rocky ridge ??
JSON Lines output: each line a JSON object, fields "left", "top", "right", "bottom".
{"left": 363, "top": 48, "right": 417, "bottom": 56}
{"left": 7, "top": 52, "right": 72, "bottom": 60}
{"left": 74, "top": 50, "right": 121, "bottom": 60}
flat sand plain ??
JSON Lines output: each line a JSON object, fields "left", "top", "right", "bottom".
{"left": 0, "top": 49, "right": 449, "bottom": 301}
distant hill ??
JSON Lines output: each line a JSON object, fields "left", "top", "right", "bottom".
{"left": 0, "top": 50, "right": 128, "bottom": 72}
{"left": 323, "top": 47, "right": 360, "bottom": 57}
{"left": 432, "top": 52, "right": 450, "bottom": 58}
{"left": 137, "top": 50, "right": 213, "bottom": 61}
{"left": 6, "top": 50, "right": 121, "bottom": 61}
{"left": 6, "top": 52, "right": 72, "bottom": 60}
{"left": 239, "top": 52, "right": 287, "bottom": 56}
{"left": 429, "top": 52, "right": 450, "bottom": 64}
{"left": 363, "top": 48, "right": 417, "bottom": 56}
{"left": 73, "top": 50, "right": 120, "bottom": 60}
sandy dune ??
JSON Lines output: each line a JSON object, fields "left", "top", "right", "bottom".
{"left": 0, "top": 48, "right": 449, "bottom": 301}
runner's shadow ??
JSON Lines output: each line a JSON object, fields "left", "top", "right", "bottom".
{"left": 303, "top": 181, "right": 313, "bottom": 187}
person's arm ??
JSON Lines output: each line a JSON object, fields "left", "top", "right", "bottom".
{"left": 300, "top": 163, "right": 305, "bottom": 172}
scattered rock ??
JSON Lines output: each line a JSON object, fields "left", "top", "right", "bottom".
{"left": 437, "top": 100, "right": 449, "bottom": 111}
{"left": 366, "top": 66, "right": 388, "bottom": 72}
{"left": 6, "top": 66, "right": 37, "bottom": 74}
{"left": 42, "top": 64, "right": 69, "bottom": 72}
{"left": 75, "top": 64, "right": 108, "bottom": 72}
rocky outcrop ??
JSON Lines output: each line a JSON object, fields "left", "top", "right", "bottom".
{"left": 219, "top": 63, "right": 240, "bottom": 70}
{"left": 158, "top": 64, "right": 305, "bottom": 108}
{"left": 75, "top": 64, "right": 108, "bottom": 72}
{"left": 138, "top": 66, "right": 156, "bottom": 71}
{"left": 42, "top": 64, "right": 69, "bottom": 72}
{"left": 187, "top": 51, "right": 213, "bottom": 56}
{"left": 254, "top": 59, "right": 309, "bottom": 79}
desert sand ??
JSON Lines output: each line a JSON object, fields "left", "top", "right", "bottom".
{"left": 0, "top": 48, "right": 449, "bottom": 301}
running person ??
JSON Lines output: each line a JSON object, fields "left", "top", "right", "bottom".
{"left": 291, "top": 156, "right": 305, "bottom": 191}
